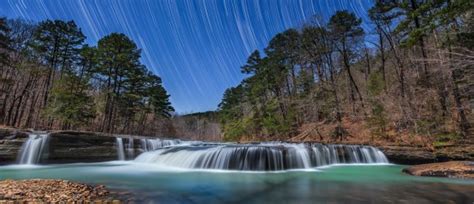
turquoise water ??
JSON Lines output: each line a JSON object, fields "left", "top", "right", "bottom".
{"left": 0, "top": 162, "right": 473, "bottom": 203}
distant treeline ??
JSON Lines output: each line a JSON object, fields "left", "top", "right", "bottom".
{"left": 172, "top": 111, "right": 221, "bottom": 141}
{"left": 0, "top": 18, "right": 174, "bottom": 135}
{"left": 218, "top": 1, "right": 473, "bottom": 143}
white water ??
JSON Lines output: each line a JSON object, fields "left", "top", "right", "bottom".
{"left": 16, "top": 133, "right": 389, "bottom": 171}
{"left": 139, "top": 138, "right": 182, "bottom": 151}
{"left": 127, "top": 138, "right": 134, "bottom": 159}
{"left": 116, "top": 138, "right": 125, "bottom": 160}
{"left": 116, "top": 137, "right": 183, "bottom": 160}
{"left": 17, "top": 133, "right": 49, "bottom": 164}
{"left": 135, "top": 142, "right": 389, "bottom": 171}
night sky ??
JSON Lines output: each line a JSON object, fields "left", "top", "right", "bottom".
{"left": 0, "top": 0, "right": 374, "bottom": 113}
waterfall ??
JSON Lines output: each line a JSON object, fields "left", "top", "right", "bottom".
{"left": 139, "top": 138, "right": 182, "bottom": 152}
{"left": 127, "top": 138, "right": 134, "bottom": 159}
{"left": 17, "top": 133, "right": 49, "bottom": 164}
{"left": 135, "top": 142, "right": 389, "bottom": 171}
{"left": 116, "top": 138, "right": 125, "bottom": 160}
{"left": 117, "top": 137, "right": 182, "bottom": 160}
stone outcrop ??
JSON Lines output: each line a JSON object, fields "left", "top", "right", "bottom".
{"left": 379, "top": 145, "right": 437, "bottom": 164}
{"left": 403, "top": 161, "right": 474, "bottom": 179}
{"left": 46, "top": 131, "right": 119, "bottom": 163}
{"left": 0, "top": 128, "right": 29, "bottom": 164}
{"left": 0, "top": 128, "right": 156, "bottom": 165}
{"left": 380, "top": 145, "right": 474, "bottom": 165}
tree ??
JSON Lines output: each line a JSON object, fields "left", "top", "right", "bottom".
{"left": 95, "top": 33, "right": 173, "bottom": 133}
{"left": 44, "top": 70, "right": 95, "bottom": 129}
{"left": 0, "top": 18, "right": 12, "bottom": 121}
{"left": 96, "top": 33, "right": 141, "bottom": 132}
{"left": 328, "top": 10, "right": 365, "bottom": 112}
{"left": 29, "top": 20, "right": 85, "bottom": 108}
{"left": 0, "top": 18, "right": 11, "bottom": 67}
{"left": 265, "top": 29, "right": 301, "bottom": 96}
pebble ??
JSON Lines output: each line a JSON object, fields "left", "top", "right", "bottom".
{"left": 0, "top": 179, "right": 119, "bottom": 202}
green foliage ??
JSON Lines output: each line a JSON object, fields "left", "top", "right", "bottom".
{"left": 367, "top": 71, "right": 385, "bottom": 97}
{"left": 382, "top": 0, "right": 473, "bottom": 47}
{"left": 222, "top": 117, "right": 251, "bottom": 141}
{"left": 218, "top": 29, "right": 304, "bottom": 140}
{"left": 435, "top": 132, "right": 459, "bottom": 142}
{"left": 367, "top": 71, "right": 387, "bottom": 139}
{"left": 367, "top": 102, "right": 388, "bottom": 139}
{"left": 328, "top": 10, "right": 364, "bottom": 40}
{"left": 0, "top": 18, "right": 11, "bottom": 66}
{"left": 432, "top": 132, "right": 460, "bottom": 147}
{"left": 1, "top": 19, "right": 174, "bottom": 132}
{"left": 95, "top": 33, "right": 173, "bottom": 131}
{"left": 261, "top": 99, "right": 293, "bottom": 136}
{"left": 30, "top": 20, "right": 85, "bottom": 71}
{"left": 44, "top": 72, "right": 95, "bottom": 127}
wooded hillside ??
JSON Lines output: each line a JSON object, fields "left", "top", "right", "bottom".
{"left": 218, "top": 0, "right": 473, "bottom": 146}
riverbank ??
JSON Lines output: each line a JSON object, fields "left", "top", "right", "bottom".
{"left": 0, "top": 179, "right": 119, "bottom": 202}
{"left": 403, "top": 161, "right": 474, "bottom": 179}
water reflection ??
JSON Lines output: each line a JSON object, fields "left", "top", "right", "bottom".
{"left": 0, "top": 163, "right": 472, "bottom": 203}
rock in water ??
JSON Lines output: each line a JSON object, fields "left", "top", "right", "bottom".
{"left": 403, "top": 161, "right": 474, "bottom": 179}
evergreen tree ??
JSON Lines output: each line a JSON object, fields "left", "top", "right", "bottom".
{"left": 29, "top": 20, "right": 85, "bottom": 107}
{"left": 328, "top": 10, "right": 365, "bottom": 112}
{"left": 0, "top": 17, "right": 11, "bottom": 67}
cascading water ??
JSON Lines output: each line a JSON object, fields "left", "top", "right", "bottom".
{"left": 140, "top": 138, "right": 182, "bottom": 151}
{"left": 116, "top": 137, "right": 183, "bottom": 160}
{"left": 135, "top": 142, "right": 389, "bottom": 171}
{"left": 17, "top": 133, "right": 49, "bottom": 164}
{"left": 127, "top": 138, "right": 134, "bottom": 159}
{"left": 116, "top": 138, "right": 126, "bottom": 160}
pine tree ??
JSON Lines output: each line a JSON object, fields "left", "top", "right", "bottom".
{"left": 328, "top": 10, "right": 365, "bottom": 112}
{"left": 30, "top": 20, "right": 85, "bottom": 108}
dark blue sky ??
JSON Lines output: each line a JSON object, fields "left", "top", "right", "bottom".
{"left": 0, "top": 0, "right": 373, "bottom": 113}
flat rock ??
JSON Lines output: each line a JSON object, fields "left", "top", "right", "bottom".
{"left": 403, "top": 161, "right": 474, "bottom": 179}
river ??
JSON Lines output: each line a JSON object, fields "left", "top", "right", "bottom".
{"left": 0, "top": 162, "right": 473, "bottom": 203}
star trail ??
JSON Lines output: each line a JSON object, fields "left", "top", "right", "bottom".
{"left": 0, "top": 0, "right": 374, "bottom": 113}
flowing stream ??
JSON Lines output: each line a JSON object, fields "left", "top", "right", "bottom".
{"left": 6, "top": 134, "right": 474, "bottom": 202}
{"left": 0, "top": 163, "right": 472, "bottom": 203}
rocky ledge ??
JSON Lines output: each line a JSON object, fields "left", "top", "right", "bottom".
{"left": 1, "top": 127, "right": 472, "bottom": 165}
{"left": 379, "top": 145, "right": 474, "bottom": 165}
{"left": 403, "top": 161, "right": 474, "bottom": 179}
{"left": 0, "top": 179, "right": 120, "bottom": 202}
{"left": 0, "top": 128, "right": 166, "bottom": 164}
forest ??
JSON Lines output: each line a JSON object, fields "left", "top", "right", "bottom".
{"left": 0, "top": 0, "right": 473, "bottom": 146}
{"left": 0, "top": 18, "right": 174, "bottom": 135}
{"left": 218, "top": 0, "right": 473, "bottom": 146}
